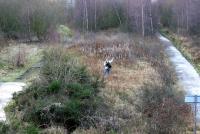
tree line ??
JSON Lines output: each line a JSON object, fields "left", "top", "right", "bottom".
{"left": 0, "top": 0, "right": 199, "bottom": 40}
{"left": 157, "top": 0, "right": 200, "bottom": 35}
{"left": 73, "top": 0, "right": 155, "bottom": 36}
{"left": 73, "top": 0, "right": 200, "bottom": 35}
{"left": 0, "top": 0, "right": 67, "bottom": 40}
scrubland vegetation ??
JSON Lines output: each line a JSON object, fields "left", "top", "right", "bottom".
{"left": 0, "top": 0, "right": 199, "bottom": 133}
{"left": 3, "top": 46, "right": 103, "bottom": 133}
{"left": 0, "top": 33, "right": 191, "bottom": 134}
{"left": 71, "top": 33, "right": 191, "bottom": 133}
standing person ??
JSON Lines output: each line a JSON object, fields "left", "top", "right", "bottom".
{"left": 103, "top": 58, "right": 114, "bottom": 77}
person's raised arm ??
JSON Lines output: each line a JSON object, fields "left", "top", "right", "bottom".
{"left": 109, "top": 58, "right": 114, "bottom": 63}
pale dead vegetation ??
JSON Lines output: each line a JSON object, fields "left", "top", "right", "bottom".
{"left": 42, "top": 126, "right": 68, "bottom": 134}
{"left": 71, "top": 32, "right": 164, "bottom": 90}
{"left": 0, "top": 43, "right": 38, "bottom": 66}
{"left": 106, "top": 62, "right": 161, "bottom": 90}
{"left": 69, "top": 32, "right": 185, "bottom": 133}
{"left": 0, "top": 38, "right": 6, "bottom": 51}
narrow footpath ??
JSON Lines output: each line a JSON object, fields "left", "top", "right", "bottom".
{"left": 159, "top": 34, "right": 200, "bottom": 96}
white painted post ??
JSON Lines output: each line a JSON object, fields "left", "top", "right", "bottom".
{"left": 194, "top": 95, "right": 197, "bottom": 134}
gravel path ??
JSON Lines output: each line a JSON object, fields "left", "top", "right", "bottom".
{"left": 0, "top": 82, "right": 25, "bottom": 121}
{"left": 159, "top": 34, "right": 200, "bottom": 96}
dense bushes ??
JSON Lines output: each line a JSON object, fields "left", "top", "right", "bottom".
{"left": 48, "top": 80, "right": 61, "bottom": 93}
{"left": 30, "top": 13, "right": 48, "bottom": 40}
{"left": 0, "top": 0, "right": 128, "bottom": 35}
{"left": 0, "top": 122, "right": 10, "bottom": 134}
{"left": 0, "top": 0, "right": 21, "bottom": 38}
{"left": 74, "top": 0, "right": 124, "bottom": 31}
{"left": 5, "top": 47, "right": 104, "bottom": 133}
{"left": 189, "top": 23, "right": 200, "bottom": 35}
{"left": 97, "top": 7, "right": 124, "bottom": 30}
{"left": 0, "top": 0, "right": 127, "bottom": 39}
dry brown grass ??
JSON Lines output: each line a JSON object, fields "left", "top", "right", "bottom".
{"left": 69, "top": 33, "right": 162, "bottom": 91}
{"left": 67, "top": 32, "right": 177, "bottom": 133}
{"left": 0, "top": 38, "right": 7, "bottom": 52}
{"left": 177, "top": 35, "right": 200, "bottom": 62}
{"left": 106, "top": 62, "right": 160, "bottom": 90}
{"left": 42, "top": 126, "right": 68, "bottom": 134}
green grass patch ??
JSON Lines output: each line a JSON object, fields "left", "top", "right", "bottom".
{"left": 48, "top": 80, "right": 61, "bottom": 93}
{"left": 0, "top": 122, "right": 10, "bottom": 134}
{"left": 1, "top": 68, "right": 27, "bottom": 82}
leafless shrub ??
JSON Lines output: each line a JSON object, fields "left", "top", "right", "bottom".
{"left": 9, "top": 44, "right": 27, "bottom": 67}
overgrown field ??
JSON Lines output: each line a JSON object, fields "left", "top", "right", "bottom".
{"left": 1, "top": 32, "right": 192, "bottom": 134}
{"left": 71, "top": 32, "right": 191, "bottom": 133}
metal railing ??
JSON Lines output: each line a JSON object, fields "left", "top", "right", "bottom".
{"left": 185, "top": 95, "right": 200, "bottom": 134}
